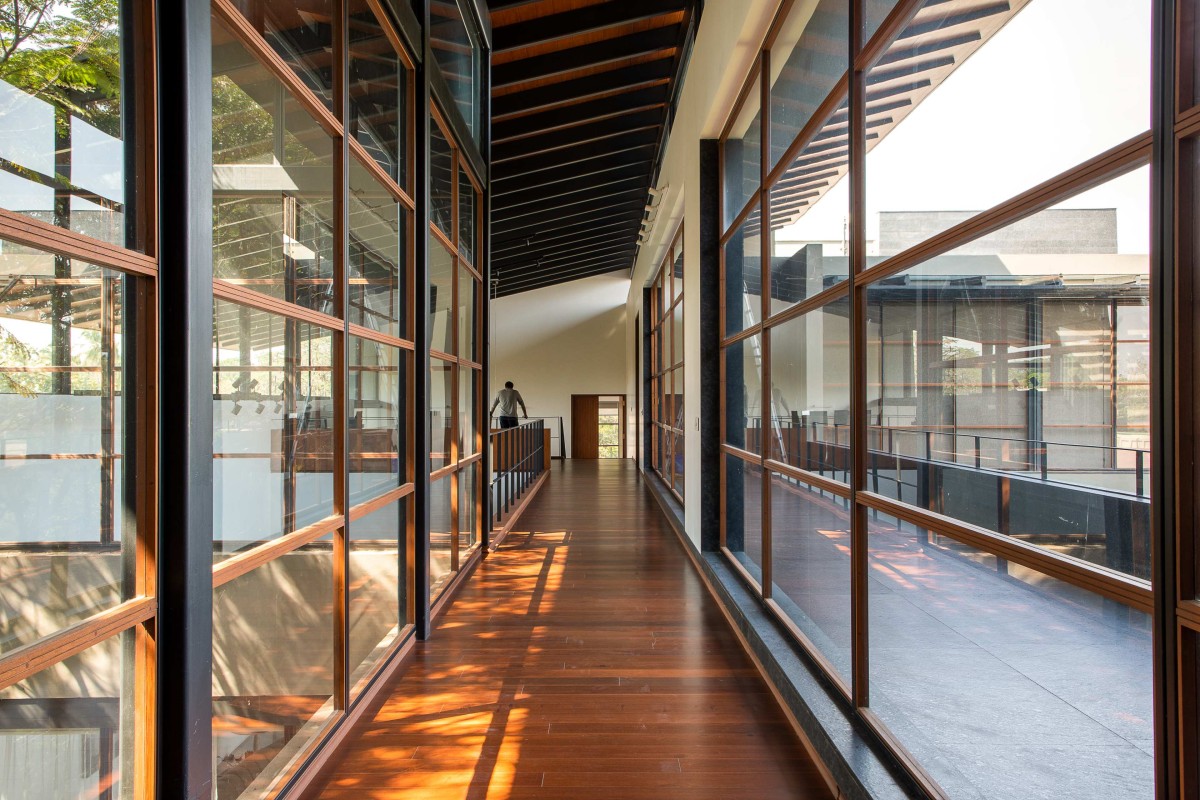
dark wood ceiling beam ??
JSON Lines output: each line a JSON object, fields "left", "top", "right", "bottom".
{"left": 493, "top": 26, "right": 681, "bottom": 88}
{"left": 497, "top": 241, "right": 636, "bottom": 277}
{"left": 495, "top": 142, "right": 656, "bottom": 186}
{"left": 492, "top": 0, "right": 687, "bottom": 52}
{"left": 499, "top": 249, "right": 634, "bottom": 285}
{"left": 494, "top": 129, "right": 660, "bottom": 175}
{"left": 492, "top": 60, "right": 675, "bottom": 117}
{"left": 492, "top": 108, "right": 663, "bottom": 162}
{"left": 493, "top": 85, "right": 670, "bottom": 142}
{"left": 495, "top": 172, "right": 649, "bottom": 215}
{"left": 495, "top": 159, "right": 653, "bottom": 201}
{"left": 494, "top": 228, "right": 643, "bottom": 267}
{"left": 493, "top": 213, "right": 643, "bottom": 253}
{"left": 494, "top": 185, "right": 649, "bottom": 224}
{"left": 498, "top": 262, "right": 631, "bottom": 297}
{"left": 494, "top": 197, "right": 646, "bottom": 237}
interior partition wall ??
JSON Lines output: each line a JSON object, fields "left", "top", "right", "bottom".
{"left": 0, "top": 0, "right": 489, "bottom": 798}
{"left": 718, "top": 0, "right": 1176, "bottom": 797}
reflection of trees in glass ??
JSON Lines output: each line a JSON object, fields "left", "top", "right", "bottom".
{"left": 0, "top": 0, "right": 122, "bottom": 136}
{"left": 941, "top": 339, "right": 982, "bottom": 396}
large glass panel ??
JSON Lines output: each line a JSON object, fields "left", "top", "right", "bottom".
{"left": 349, "top": 338, "right": 404, "bottom": 506}
{"left": 429, "top": 238, "right": 454, "bottom": 354}
{"left": 430, "top": 475, "right": 453, "bottom": 595}
{"left": 212, "top": 16, "right": 335, "bottom": 315}
{"left": 0, "top": 247, "right": 132, "bottom": 650}
{"left": 769, "top": 296, "right": 851, "bottom": 479}
{"left": 770, "top": 476, "right": 850, "bottom": 681}
{"left": 0, "top": 1, "right": 128, "bottom": 246}
{"left": 671, "top": 303, "right": 683, "bottom": 368}
{"left": 459, "top": 167, "right": 477, "bottom": 264}
{"left": 768, "top": 0, "right": 849, "bottom": 171}
{"left": 724, "top": 204, "right": 762, "bottom": 337}
{"left": 769, "top": 98, "right": 851, "bottom": 311}
{"left": 458, "top": 262, "right": 477, "bottom": 361}
{"left": 349, "top": 497, "right": 408, "bottom": 698}
{"left": 213, "top": 301, "right": 335, "bottom": 557}
{"left": 430, "top": 121, "right": 454, "bottom": 237}
{"left": 864, "top": 0, "right": 901, "bottom": 46}
{"left": 865, "top": 0, "right": 1151, "bottom": 253}
{"left": 724, "top": 335, "right": 763, "bottom": 454}
{"left": 868, "top": 513, "right": 1152, "bottom": 800}
{"left": 865, "top": 168, "right": 1151, "bottom": 579}
{"left": 724, "top": 454, "right": 764, "bottom": 581}
{"left": 213, "top": 554, "right": 334, "bottom": 799}
{"left": 672, "top": 432, "right": 684, "bottom": 495}
{"left": 348, "top": 0, "right": 409, "bottom": 186}
{"left": 229, "top": 0, "right": 335, "bottom": 108}
{"left": 430, "top": 0, "right": 481, "bottom": 140}
{"left": 349, "top": 157, "right": 406, "bottom": 339}
{"left": 458, "top": 461, "right": 478, "bottom": 554}
{"left": 672, "top": 242, "right": 684, "bottom": 307}
{"left": 0, "top": 633, "right": 134, "bottom": 798}
{"left": 723, "top": 70, "right": 762, "bottom": 229}
{"left": 430, "top": 357, "right": 453, "bottom": 471}
{"left": 459, "top": 366, "right": 477, "bottom": 459}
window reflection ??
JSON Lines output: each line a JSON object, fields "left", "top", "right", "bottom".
{"left": 228, "top": 0, "right": 336, "bottom": 108}
{"left": 0, "top": 0, "right": 128, "bottom": 246}
{"left": 348, "top": 0, "right": 409, "bottom": 186}
{"left": 349, "top": 338, "right": 405, "bottom": 506}
{"left": 430, "top": 476, "right": 452, "bottom": 595}
{"left": 430, "top": 0, "right": 481, "bottom": 140}
{"left": 349, "top": 497, "right": 407, "bottom": 698}
{"left": 0, "top": 244, "right": 133, "bottom": 652}
{"left": 349, "top": 158, "right": 406, "bottom": 339}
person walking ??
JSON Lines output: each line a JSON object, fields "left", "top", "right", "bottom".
{"left": 490, "top": 381, "right": 528, "bottom": 429}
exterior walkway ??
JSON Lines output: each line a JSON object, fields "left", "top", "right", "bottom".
{"left": 314, "top": 460, "right": 832, "bottom": 799}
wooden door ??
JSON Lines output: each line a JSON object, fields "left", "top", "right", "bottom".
{"left": 571, "top": 394, "right": 600, "bottom": 458}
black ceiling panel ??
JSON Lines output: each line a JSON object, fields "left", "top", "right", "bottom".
{"left": 487, "top": 0, "right": 698, "bottom": 295}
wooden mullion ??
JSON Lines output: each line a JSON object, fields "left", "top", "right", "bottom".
{"left": 348, "top": 322, "right": 416, "bottom": 350}
{"left": 857, "top": 132, "right": 1153, "bottom": 289}
{"left": 719, "top": 57, "right": 763, "bottom": 142}
{"left": 0, "top": 597, "right": 156, "bottom": 689}
{"left": 857, "top": 707, "right": 952, "bottom": 800}
{"left": 719, "top": 195, "right": 761, "bottom": 246}
{"left": 722, "top": 322, "right": 765, "bottom": 349}
{"left": 0, "top": 207, "right": 157, "bottom": 277}
{"left": 858, "top": 490, "right": 1153, "bottom": 613}
{"left": 763, "top": 281, "right": 852, "bottom": 333}
{"left": 212, "top": 0, "right": 343, "bottom": 137}
{"left": 350, "top": 138, "right": 417, "bottom": 211}
{"left": 765, "top": 597, "right": 852, "bottom": 701}
{"left": 211, "top": 514, "right": 345, "bottom": 589}
{"left": 348, "top": 482, "right": 416, "bottom": 523}
{"left": 431, "top": 462, "right": 457, "bottom": 482}
{"left": 720, "top": 546, "right": 764, "bottom": 595}
{"left": 1179, "top": 600, "right": 1200, "bottom": 633}
{"left": 430, "top": 221, "right": 456, "bottom": 254}
{"left": 333, "top": 0, "right": 350, "bottom": 715}
{"left": 213, "top": 280, "right": 343, "bottom": 330}
{"left": 764, "top": 458, "right": 852, "bottom": 498}
{"left": 1176, "top": 103, "right": 1200, "bottom": 137}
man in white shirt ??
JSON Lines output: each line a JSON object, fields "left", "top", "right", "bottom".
{"left": 490, "top": 381, "right": 528, "bottom": 429}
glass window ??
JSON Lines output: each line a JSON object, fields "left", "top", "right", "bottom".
{"left": 349, "top": 497, "right": 408, "bottom": 697}
{"left": 430, "top": 475, "right": 452, "bottom": 595}
{"left": 723, "top": 70, "right": 762, "bottom": 229}
{"left": 429, "top": 238, "right": 454, "bottom": 354}
{"left": 212, "top": 555, "right": 334, "bottom": 796}
{"left": 771, "top": 476, "right": 850, "bottom": 682}
{"left": 768, "top": 0, "right": 849, "bottom": 171}
{"left": 769, "top": 297, "right": 851, "bottom": 478}
{"left": 430, "top": 358, "right": 453, "bottom": 471}
{"left": 0, "top": 1, "right": 129, "bottom": 247}
{"left": 724, "top": 205, "right": 763, "bottom": 338}
{"left": 0, "top": 246, "right": 134, "bottom": 651}
{"left": 212, "top": 16, "right": 335, "bottom": 316}
{"left": 349, "top": 338, "right": 405, "bottom": 506}
{"left": 430, "top": 0, "right": 481, "bottom": 141}
{"left": 348, "top": 0, "right": 409, "bottom": 186}
{"left": 458, "top": 461, "right": 478, "bottom": 554}
{"left": 228, "top": 0, "right": 336, "bottom": 108}
{"left": 0, "top": 633, "right": 134, "bottom": 798}
{"left": 865, "top": 0, "right": 1151, "bottom": 254}
{"left": 213, "top": 301, "right": 335, "bottom": 557}
{"left": 459, "top": 366, "right": 477, "bottom": 459}
{"left": 724, "top": 334, "right": 764, "bottom": 454}
{"left": 430, "top": 121, "right": 454, "bottom": 238}
{"left": 868, "top": 512, "right": 1152, "bottom": 799}
{"left": 459, "top": 167, "right": 477, "bottom": 264}
{"left": 724, "top": 454, "right": 764, "bottom": 581}
{"left": 865, "top": 168, "right": 1151, "bottom": 579}
{"left": 458, "top": 262, "right": 477, "bottom": 362}
{"left": 349, "top": 158, "right": 406, "bottom": 339}
{"left": 864, "top": 0, "right": 901, "bottom": 46}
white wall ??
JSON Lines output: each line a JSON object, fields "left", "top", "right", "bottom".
{"left": 491, "top": 273, "right": 631, "bottom": 458}
{"left": 625, "top": 0, "right": 779, "bottom": 548}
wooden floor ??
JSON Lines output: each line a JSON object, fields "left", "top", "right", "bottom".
{"left": 315, "top": 460, "right": 833, "bottom": 800}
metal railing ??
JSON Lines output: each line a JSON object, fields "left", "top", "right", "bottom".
{"left": 489, "top": 418, "right": 546, "bottom": 528}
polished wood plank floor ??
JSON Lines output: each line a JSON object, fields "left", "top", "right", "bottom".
{"left": 316, "top": 460, "right": 832, "bottom": 800}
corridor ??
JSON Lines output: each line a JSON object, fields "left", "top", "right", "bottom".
{"left": 314, "top": 460, "right": 833, "bottom": 799}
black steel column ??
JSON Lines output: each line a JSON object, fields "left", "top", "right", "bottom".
{"left": 155, "top": 0, "right": 214, "bottom": 796}
{"left": 414, "top": 0, "right": 432, "bottom": 639}
{"left": 480, "top": 16, "right": 492, "bottom": 551}
{"left": 642, "top": 287, "right": 654, "bottom": 473}
{"left": 699, "top": 139, "right": 721, "bottom": 551}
